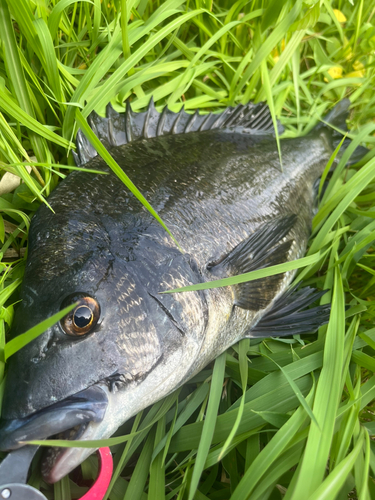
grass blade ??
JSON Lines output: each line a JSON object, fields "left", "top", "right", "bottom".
{"left": 4, "top": 303, "right": 76, "bottom": 360}
{"left": 286, "top": 265, "right": 345, "bottom": 498}
{"left": 307, "top": 428, "right": 365, "bottom": 500}
{"left": 163, "top": 249, "right": 328, "bottom": 293}
{"left": 218, "top": 339, "right": 249, "bottom": 460}
{"left": 0, "top": 0, "right": 47, "bottom": 163}
{"left": 75, "top": 109, "right": 179, "bottom": 248}
{"left": 123, "top": 427, "right": 155, "bottom": 500}
{"left": 188, "top": 353, "right": 226, "bottom": 500}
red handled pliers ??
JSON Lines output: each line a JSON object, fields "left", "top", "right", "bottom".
{"left": 0, "top": 446, "right": 113, "bottom": 499}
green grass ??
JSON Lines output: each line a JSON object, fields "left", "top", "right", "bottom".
{"left": 1, "top": 0, "right": 375, "bottom": 499}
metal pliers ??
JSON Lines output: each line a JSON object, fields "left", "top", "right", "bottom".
{"left": 0, "top": 446, "right": 113, "bottom": 499}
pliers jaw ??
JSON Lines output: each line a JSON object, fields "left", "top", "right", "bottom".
{"left": 0, "top": 446, "right": 47, "bottom": 499}
{"left": 0, "top": 483, "right": 48, "bottom": 499}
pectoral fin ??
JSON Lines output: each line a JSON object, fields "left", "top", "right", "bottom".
{"left": 209, "top": 215, "right": 297, "bottom": 310}
{"left": 247, "top": 286, "right": 330, "bottom": 337}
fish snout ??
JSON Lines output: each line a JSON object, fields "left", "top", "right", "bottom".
{"left": 0, "top": 385, "right": 108, "bottom": 451}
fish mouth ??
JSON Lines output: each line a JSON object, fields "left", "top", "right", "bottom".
{"left": 0, "top": 384, "right": 108, "bottom": 483}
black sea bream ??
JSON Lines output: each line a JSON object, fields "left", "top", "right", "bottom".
{"left": 0, "top": 99, "right": 363, "bottom": 482}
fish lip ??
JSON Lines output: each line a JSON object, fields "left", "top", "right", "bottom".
{"left": 0, "top": 384, "right": 108, "bottom": 481}
{"left": 40, "top": 421, "right": 91, "bottom": 484}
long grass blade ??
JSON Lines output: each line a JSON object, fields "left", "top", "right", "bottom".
{"left": 188, "top": 353, "right": 226, "bottom": 500}
{"left": 75, "top": 110, "right": 179, "bottom": 247}
{"left": 4, "top": 303, "right": 76, "bottom": 360}
{"left": 163, "top": 250, "right": 327, "bottom": 293}
{"left": 286, "top": 265, "right": 345, "bottom": 498}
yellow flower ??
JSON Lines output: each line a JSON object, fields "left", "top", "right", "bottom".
{"left": 327, "top": 66, "right": 343, "bottom": 80}
{"left": 345, "top": 71, "right": 364, "bottom": 78}
{"left": 272, "top": 39, "right": 286, "bottom": 63}
{"left": 346, "top": 61, "right": 366, "bottom": 78}
{"left": 353, "top": 60, "right": 365, "bottom": 72}
{"left": 333, "top": 9, "right": 347, "bottom": 23}
{"left": 343, "top": 37, "right": 354, "bottom": 61}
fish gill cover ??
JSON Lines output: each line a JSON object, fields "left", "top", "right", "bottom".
{"left": 0, "top": 1, "right": 375, "bottom": 499}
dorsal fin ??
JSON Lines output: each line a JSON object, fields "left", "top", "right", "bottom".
{"left": 74, "top": 99, "right": 284, "bottom": 166}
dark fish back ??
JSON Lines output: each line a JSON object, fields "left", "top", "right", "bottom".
{"left": 47, "top": 127, "right": 331, "bottom": 270}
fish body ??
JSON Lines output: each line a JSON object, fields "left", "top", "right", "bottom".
{"left": 0, "top": 100, "right": 356, "bottom": 482}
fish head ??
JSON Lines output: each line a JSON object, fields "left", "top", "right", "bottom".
{"left": 0, "top": 201, "right": 208, "bottom": 482}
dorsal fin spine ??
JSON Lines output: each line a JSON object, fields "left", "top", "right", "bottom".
{"left": 72, "top": 150, "right": 82, "bottom": 166}
{"left": 184, "top": 109, "right": 199, "bottom": 133}
{"left": 198, "top": 113, "right": 212, "bottom": 132}
{"left": 156, "top": 104, "right": 168, "bottom": 136}
{"left": 171, "top": 109, "right": 183, "bottom": 134}
{"left": 143, "top": 98, "right": 154, "bottom": 139}
{"left": 212, "top": 107, "right": 233, "bottom": 129}
{"left": 74, "top": 99, "right": 283, "bottom": 166}
{"left": 223, "top": 106, "right": 241, "bottom": 128}
{"left": 125, "top": 103, "right": 132, "bottom": 142}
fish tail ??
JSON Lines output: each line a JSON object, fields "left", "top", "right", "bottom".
{"left": 315, "top": 99, "right": 369, "bottom": 165}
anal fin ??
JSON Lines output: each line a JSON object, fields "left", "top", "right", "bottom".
{"left": 209, "top": 215, "right": 297, "bottom": 310}
{"left": 247, "top": 286, "right": 330, "bottom": 338}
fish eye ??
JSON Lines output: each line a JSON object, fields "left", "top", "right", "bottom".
{"left": 60, "top": 295, "right": 100, "bottom": 336}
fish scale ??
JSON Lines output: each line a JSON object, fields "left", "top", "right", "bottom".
{"left": 0, "top": 98, "right": 366, "bottom": 484}
{"left": 102, "top": 130, "right": 320, "bottom": 263}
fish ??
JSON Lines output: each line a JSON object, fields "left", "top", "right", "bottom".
{"left": 0, "top": 98, "right": 366, "bottom": 483}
